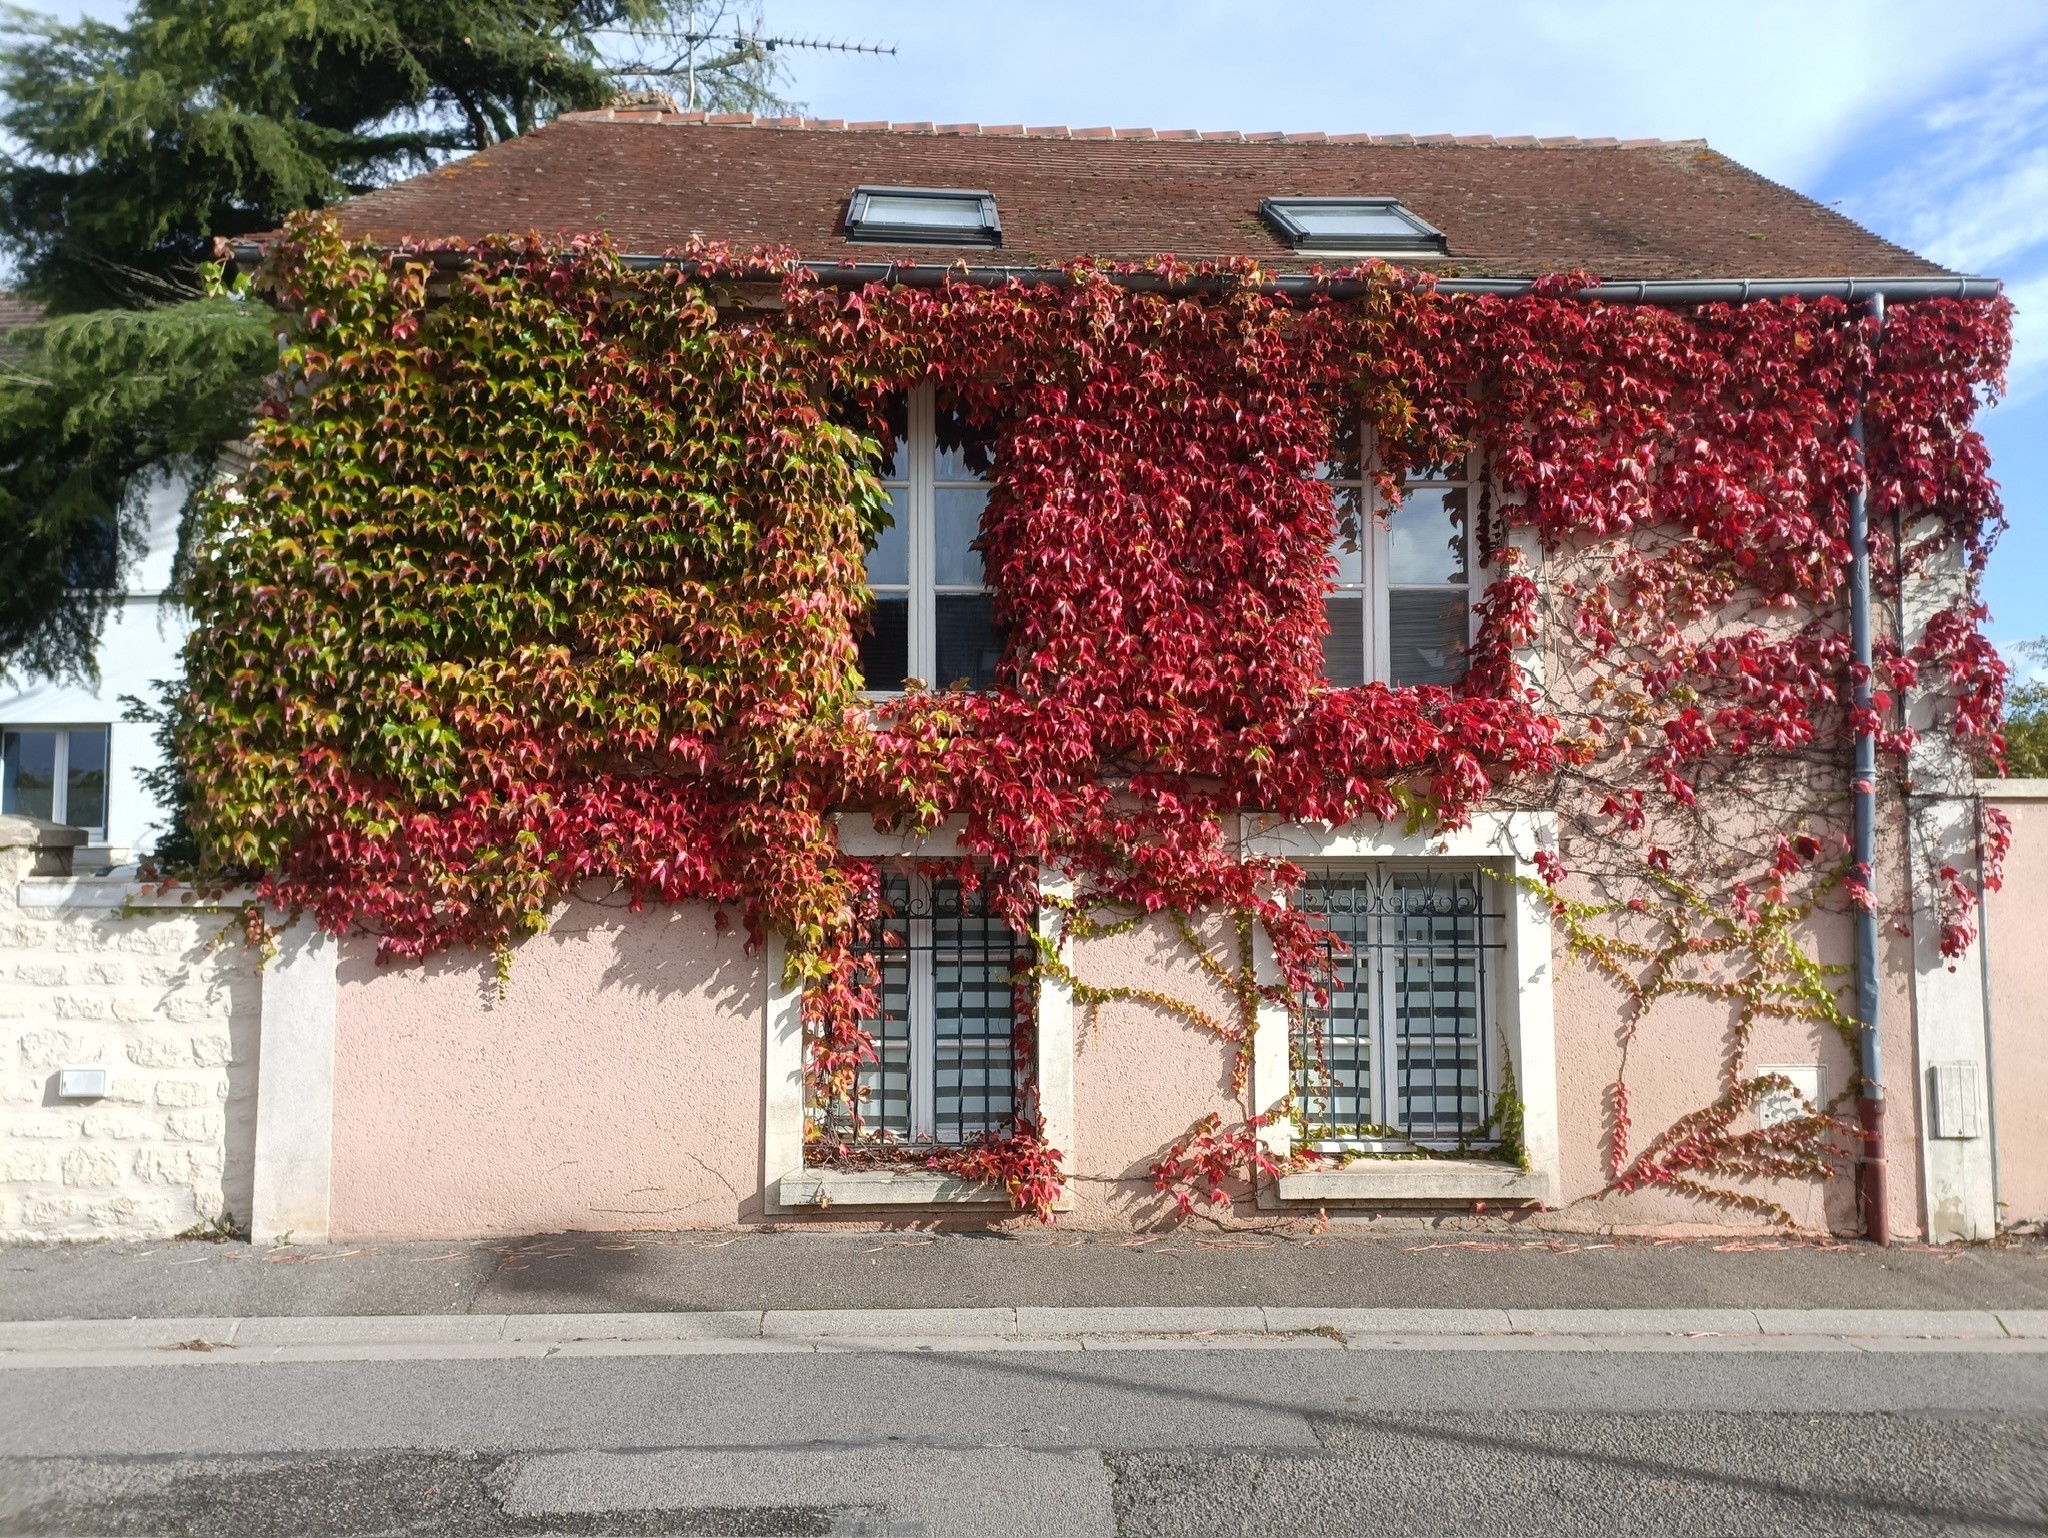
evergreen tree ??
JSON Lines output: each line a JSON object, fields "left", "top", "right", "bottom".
{"left": 0, "top": 0, "right": 794, "bottom": 683}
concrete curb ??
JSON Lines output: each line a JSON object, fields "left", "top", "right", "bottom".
{"left": 1, "top": 1306, "right": 2044, "bottom": 1367}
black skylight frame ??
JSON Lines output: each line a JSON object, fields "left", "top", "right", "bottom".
{"left": 845, "top": 185, "right": 1003, "bottom": 247}
{"left": 1259, "top": 197, "right": 1448, "bottom": 256}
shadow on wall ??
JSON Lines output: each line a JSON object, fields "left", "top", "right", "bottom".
{"left": 567, "top": 884, "right": 761, "bottom": 1009}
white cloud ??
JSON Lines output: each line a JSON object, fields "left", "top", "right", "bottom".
{"left": 1831, "top": 39, "right": 2048, "bottom": 405}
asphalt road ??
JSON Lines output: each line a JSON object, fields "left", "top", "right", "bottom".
{"left": 4, "top": 1345, "right": 2047, "bottom": 1535}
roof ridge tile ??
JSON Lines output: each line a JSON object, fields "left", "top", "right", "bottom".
{"left": 552, "top": 108, "right": 1707, "bottom": 150}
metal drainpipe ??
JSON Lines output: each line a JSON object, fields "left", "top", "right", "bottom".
{"left": 1849, "top": 292, "right": 1889, "bottom": 1244}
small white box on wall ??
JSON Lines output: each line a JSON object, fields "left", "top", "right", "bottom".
{"left": 1928, "top": 1061, "right": 1983, "bottom": 1140}
{"left": 54, "top": 1067, "right": 108, "bottom": 1100}
{"left": 1755, "top": 1064, "right": 1824, "bottom": 1128}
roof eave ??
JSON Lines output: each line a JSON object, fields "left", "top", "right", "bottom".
{"left": 226, "top": 241, "right": 2000, "bottom": 304}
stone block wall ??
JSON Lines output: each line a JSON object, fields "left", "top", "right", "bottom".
{"left": 0, "top": 818, "right": 259, "bottom": 1241}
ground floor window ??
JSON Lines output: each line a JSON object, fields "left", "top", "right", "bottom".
{"left": 1295, "top": 865, "right": 1502, "bottom": 1149}
{"left": 1, "top": 725, "right": 108, "bottom": 838}
{"left": 842, "top": 866, "right": 1030, "bottom": 1144}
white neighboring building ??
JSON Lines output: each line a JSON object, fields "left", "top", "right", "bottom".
{"left": 0, "top": 481, "right": 186, "bottom": 866}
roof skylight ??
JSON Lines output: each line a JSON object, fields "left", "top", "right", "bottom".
{"left": 845, "top": 186, "right": 1002, "bottom": 246}
{"left": 1259, "top": 197, "right": 1447, "bottom": 256}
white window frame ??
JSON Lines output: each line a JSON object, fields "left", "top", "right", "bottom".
{"left": 762, "top": 816, "right": 1075, "bottom": 1213}
{"left": 1244, "top": 811, "right": 1562, "bottom": 1208}
{"left": 864, "top": 381, "right": 994, "bottom": 693}
{"left": 1324, "top": 435, "right": 1486, "bottom": 687}
{"left": 1, "top": 723, "right": 111, "bottom": 841}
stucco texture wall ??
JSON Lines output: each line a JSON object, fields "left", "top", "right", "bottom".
{"left": 0, "top": 840, "right": 259, "bottom": 1241}
{"left": 329, "top": 897, "right": 765, "bottom": 1239}
{"left": 1986, "top": 787, "right": 2048, "bottom": 1228}
{"left": 1062, "top": 913, "right": 1250, "bottom": 1228}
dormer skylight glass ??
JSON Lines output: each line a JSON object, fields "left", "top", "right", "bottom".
{"left": 1260, "top": 197, "right": 1447, "bottom": 256}
{"left": 845, "top": 186, "right": 1002, "bottom": 247}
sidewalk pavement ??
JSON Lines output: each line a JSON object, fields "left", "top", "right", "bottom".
{"left": 4, "top": 1228, "right": 2046, "bottom": 1322}
{"left": 8, "top": 1304, "right": 2048, "bottom": 1370}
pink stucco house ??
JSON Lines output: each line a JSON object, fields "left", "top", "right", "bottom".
{"left": 113, "top": 110, "right": 2033, "bottom": 1249}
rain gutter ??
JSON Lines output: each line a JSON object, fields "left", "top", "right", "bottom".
{"left": 226, "top": 243, "right": 2000, "bottom": 305}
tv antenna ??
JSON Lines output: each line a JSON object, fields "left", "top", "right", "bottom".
{"left": 606, "top": 28, "right": 895, "bottom": 111}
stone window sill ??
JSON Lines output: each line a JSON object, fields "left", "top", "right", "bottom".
{"left": 1271, "top": 1159, "right": 1552, "bottom": 1207}
{"left": 775, "top": 1168, "right": 1013, "bottom": 1211}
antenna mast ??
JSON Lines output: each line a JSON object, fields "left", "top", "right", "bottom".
{"left": 607, "top": 28, "right": 895, "bottom": 111}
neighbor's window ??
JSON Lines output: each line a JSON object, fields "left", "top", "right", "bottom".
{"left": 841, "top": 864, "right": 1029, "bottom": 1145}
{"left": 1321, "top": 435, "right": 1476, "bottom": 688}
{"left": 1, "top": 726, "right": 108, "bottom": 838}
{"left": 859, "top": 382, "right": 1005, "bottom": 692}
{"left": 1294, "top": 865, "right": 1501, "bottom": 1149}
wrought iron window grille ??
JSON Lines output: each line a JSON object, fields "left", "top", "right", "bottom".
{"left": 1294, "top": 865, "right": 1505, "bottom": 1152}
{"left": 829, "top": 865, "right": 1032, "bottom": 1145}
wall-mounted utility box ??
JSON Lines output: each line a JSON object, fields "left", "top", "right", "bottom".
{"left": 1755, "top": 1064, "right": 1825, "bottom": 1128}
{"left": 1928, "top": 1060, "right": 1983, "bottom": 1140}
{"left": 54, "top": 1067, "right": 108, "bottom": 1100}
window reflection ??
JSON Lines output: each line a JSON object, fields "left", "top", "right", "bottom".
{"left": 1388, "top": 489, "right": 1468, "bottom": 586}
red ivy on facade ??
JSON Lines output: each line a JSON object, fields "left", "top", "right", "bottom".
{"left": 183, "top": 215, "right": 2011, "bottom": 1223}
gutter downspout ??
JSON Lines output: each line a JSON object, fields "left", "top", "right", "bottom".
{"left": 1849, "top": 292, "right": 1889, "bottom": 1244}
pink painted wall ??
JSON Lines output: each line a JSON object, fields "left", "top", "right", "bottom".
{"left": 1064, "top": 913, "right": 1250, "bottom": 1227}
{"left": 330, "top": 899, "right": 765, "bottom": 1239}
{"left": 1539, "top": 812, "right": 1913, "bottom": 1239}
{"left": 326, "top": 859, "right": 1913, "bottom": 1238}
{"left": 1985, "top": 789, "right": 2048, "bottom": 1227}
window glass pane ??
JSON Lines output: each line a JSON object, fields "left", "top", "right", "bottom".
{"left": 65, "top": 727, "right": 107, "bottom": 832}
{"left": 1328, "top": 491, "right": 1366, "bottom": 585}
{"left": 935, "top": 594, "right": 1003, "bottom": 689}
{"left": 2, "top": 730, "right": 56, "bottom": 822}
{"left": 1316, "top": 412, "right": 1365, "bottom": 483}
{"left": 1401, "top": 459, "right": 1468, "bottom": 485}
{"left": 873, "top": 394, "right": 910, "bottom": 479}
{"left": 860, "top": 596, "right": 909, "bottom": 692}
{"left": 862, "top": 193, "right": 989, "bottom": 232}
{"left": 1388, "top": 590, "right": 1469, "bottom": 687}
{"left": 934, "top": 396, "right": 994, "bottom": 481}
{"left": 934, "top": 486, "right": 988, "bottom": 587}
{"left": 865, "top": 489, "right": 909, "bottom": 586}
{"left": 853, "top": 870, "right": 915, "bottom": 1137}
{"left": 1386, "top": 873, "right": 1486, "bottom": 1140}
{"left": 930, "top": 877, "right": 1019, "bottom": 1143}
{"left": 1321, "top": 596, "right": 1365, "bottom": 688}
{"left": 1389, "top": 488, "right": 1468, "bottom": 585}
{"left": 1287, "top": 203, "right": 1425, "bottom": 241}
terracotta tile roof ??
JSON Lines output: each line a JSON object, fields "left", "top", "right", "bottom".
{"left": 0, "top": 292, "right": 47, "bottom": 332}
{"left": 326, "top": 112, "right": 1949, "bottom": 282}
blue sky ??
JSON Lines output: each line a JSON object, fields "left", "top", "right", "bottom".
{"left": 27, "top": 0, "right": 2048, "bottom": 640}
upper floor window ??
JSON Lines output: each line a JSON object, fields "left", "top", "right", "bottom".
{"left": 1, "top": 725, "right": 107, "bottom": 839}
{"left": 859, "top": 383, "right": 1004, "bottom": 693}
{"left": 1322, "top": 437, "right": 1477, "bottom": 688}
